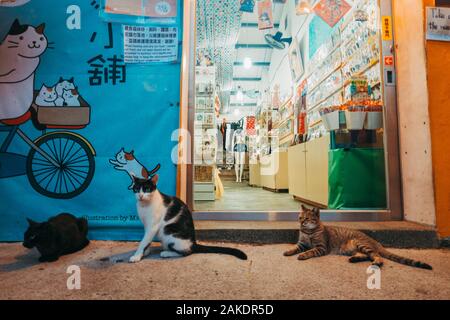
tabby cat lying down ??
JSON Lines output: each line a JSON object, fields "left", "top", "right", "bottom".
{"left": 284, "top": 205, "right": 432, "bottom": 270}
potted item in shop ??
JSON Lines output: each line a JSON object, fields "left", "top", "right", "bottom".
{"left": 345, "top": 105, "right": 366, "bottom": 130}
{"left": 364, "top": 103, "right": 384, "bottom": 130}
{"left": 320, "top": 107, "right": 340, "bottom": 131}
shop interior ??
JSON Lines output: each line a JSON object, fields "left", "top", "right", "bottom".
{"left": 193, "top": 0, "right": 388, "bottom": 212}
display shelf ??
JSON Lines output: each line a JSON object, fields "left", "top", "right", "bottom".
{"left": 304, "top": 41, "right": 342, "bottom": 81}
{"left": 308, "top": 86, "right": 344, "bottom": 113}
{"left": 273, "top": 114, "right": 294, "bottom": 129}
{"left": 307, "top": 63, "right": 343, "bottom": 96}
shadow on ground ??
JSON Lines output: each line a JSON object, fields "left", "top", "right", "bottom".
{"left": 0, "top": 248, "right": 40, "bottom": 272}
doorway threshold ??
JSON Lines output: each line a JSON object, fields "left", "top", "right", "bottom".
{"left": 193, "top": 210, "right": 391, "bottom": 221}
{"left": 194, "top": 220, "right": 439, "bottom": 248}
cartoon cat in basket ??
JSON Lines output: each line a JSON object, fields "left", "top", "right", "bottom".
{"left": 32, "top": 78, "right": 91, "bottom": 129}
{"left": 0, "top": 19, "right": 90, "bottom": 129}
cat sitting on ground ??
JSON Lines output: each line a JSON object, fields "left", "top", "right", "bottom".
{"left": 23, "top": 213, "right": 89, "bottom": 262}
{"left": 128, "top": 166, "right": 247, "bottom": 263}
{"left": 35, "top": 84, "right": 57, "bottom": 106}
{"left": 283, "top": 205, "right": 432, "bottom": 270}
{"left": 109, "top": 148, "right": 152, "bottom": 189}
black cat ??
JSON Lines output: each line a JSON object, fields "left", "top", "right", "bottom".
{"left": 23, "top": 213, "right": 89, "bottom": 262}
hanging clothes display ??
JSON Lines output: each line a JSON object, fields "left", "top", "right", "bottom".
{"left": 246, "top": 116, "right": 256, "bottom": 135}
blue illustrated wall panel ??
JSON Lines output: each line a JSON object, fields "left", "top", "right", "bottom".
{"left": 0, "top": 1, "right": 182, "bottom": 240}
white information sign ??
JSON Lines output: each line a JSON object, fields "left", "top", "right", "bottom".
{"left": 123, "top": 25, "right": 178, "bottom": 63}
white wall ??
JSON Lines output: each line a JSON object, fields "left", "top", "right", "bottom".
{"left": 393, "top": 0, "right": 436, "bottom": 226}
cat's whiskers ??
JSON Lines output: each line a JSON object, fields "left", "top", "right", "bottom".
{"left": 8, "top": 40, "right": 19, "bottom": 44}
{"left": 8, "top": 46, "right": 19, "bottom": 48}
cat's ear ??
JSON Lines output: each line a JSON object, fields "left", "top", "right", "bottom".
{"left": 300, "top": 204, "right": 308, "bottom": 212}
{"left": 69, "top": 77, "right": 74, "bottom": 83}
{"left": 59, "top": 77, "right": 63, "bottom": 82}
{"left": 26, "top": 218, "right": 37, "bottom": 226}
{"left": 9, "top": 19, "right": 21, "bottom": 34}
{"left": 151, "top": 174, "right": 159, "bottom": 185}
{"left": 312, "top": 207, "right": 320, "bottom": 217}
{"left": 35, "top": 23, "right": 46, "bottom": 35}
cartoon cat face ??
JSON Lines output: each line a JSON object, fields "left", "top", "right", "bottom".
{"left": 115, "top": 148, "right": 135, "bottom": 164}
{"left": 62, "top": 88, "right": 79, "bottom": 100}
{"left": 38, "top": 84, "right": 57, "bottom": 101}
{"left": 4, "top": 19, "right": 47, "bottom": 59}
{"left": 57, "top": 77, "right": 75, "bottom": 90}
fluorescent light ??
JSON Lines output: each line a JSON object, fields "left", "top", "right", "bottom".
{"left": 234, "top": 109, "right": 240, "bottom": 116}
{"left": 243, "top": 57, "right": 252, "bottom": 69}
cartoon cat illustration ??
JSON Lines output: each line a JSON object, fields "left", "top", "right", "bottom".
{"left": 55, "top": 77, "right": 75, "bottom": 106}
{"left": 0, "top": 0, "right": 32, "bottom": 7}
{"left": 109, "top": 148, "right": 159, "bottom": 189}
{"left": 35, "top": 84, "right": 57, "bottom": 106}
{"left": 62, "top": 88, "right": 80, "bottom": 106}
{"left": 0, "top": 19, "right": 48, "bottom": 120}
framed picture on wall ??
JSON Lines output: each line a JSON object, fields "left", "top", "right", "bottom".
{"left": 288, "top": 37, "right": 304, "bottom": 82}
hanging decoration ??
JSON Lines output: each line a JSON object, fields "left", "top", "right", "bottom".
{"left": 295, "top": 0, "right": 313, "bottom": 15}
{"left": 246, "top": 116, "right": 256, "bottom": 136}
{"left": 239, "top": 0, "right": 255, "bottom": 13}
{"left": 257, "top": 0, "right": 274, "bottom": 30}
{"left": 314, "top": 0, "right": 351, "bottom": 27}
{"left": 354, "top": 9, "right": 369, "bottom": 22}
{"left": 214, "top": 93, "right": 221, "bottom": 118}
{"left": 264, "top": 2, "right": 292, "bottom": 50}
{"left": 196, "top": 0, "right": 241, "bottom": 109}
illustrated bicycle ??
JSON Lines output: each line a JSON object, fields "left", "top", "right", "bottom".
{"left": 0, "top": 96, "right": 95, "bottom": 199}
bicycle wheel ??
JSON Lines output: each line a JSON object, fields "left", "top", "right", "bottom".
{"left": 26, "top": 133, "right": 95, "bottom": 199}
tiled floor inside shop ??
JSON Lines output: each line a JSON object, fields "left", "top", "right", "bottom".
{"left": 195, "top": 180, "right": 301, "bottom": 211}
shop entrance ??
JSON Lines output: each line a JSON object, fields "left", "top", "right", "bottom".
{"left": 182, "top": 0, "right": 401, "bottom": 221}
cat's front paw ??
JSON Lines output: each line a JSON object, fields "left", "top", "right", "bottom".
{"left": 129, "top": 254, "right": 143, "bottom": 263}
{"left": 297, "top": 254, "right": 308, "bottom": 261}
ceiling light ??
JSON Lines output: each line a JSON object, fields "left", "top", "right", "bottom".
{"left": 243, "top": 57, "right": 252, "bottom": 69}
{"left": 296, "top": 0, "right": 312, "bottom": 15}
{"left": 234, "top": 109, "right": 241, "bottom": 116}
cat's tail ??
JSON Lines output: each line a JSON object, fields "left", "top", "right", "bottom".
{"left": 192, "top": 243, "right": 247, "bottom": 260}
{"left": 76, "top": 217, "right": 89, "bottom": 237}
{"left": 379, "top": 248, "right": 432, "bottom": 270}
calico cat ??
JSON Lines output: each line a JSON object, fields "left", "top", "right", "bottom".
{"left": 55, "top": 77, "right": 75, "bottom": 106}
{"left": 109, "top": 148, "right": 151, "bottom": 189}
{"left": 284, "top": 205, "right": 432, "bottom": 270}
{"left": 62, "top": 88, "right": 81, "bottom": 106}
{"left": 0, "top": 19, "right": 47, "bottom": 120}
{"left": 129, "top": 169, "right": 247, "bottom": 262}
{"left": 23, "top": 213, "right": 89, "bottom": 262}
{"left": 35, "top": 84, "right": 57, "bottom": 106}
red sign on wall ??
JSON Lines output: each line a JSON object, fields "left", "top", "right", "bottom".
{"left": 384, "top": 56, "right": 394, "bottom": 66}
{"left": 314, "top": 0, "right": 351, "bottom": 27}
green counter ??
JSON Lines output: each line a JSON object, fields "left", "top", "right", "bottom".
{"left": 328, "top": 148, "right": 387, "bottom": 209}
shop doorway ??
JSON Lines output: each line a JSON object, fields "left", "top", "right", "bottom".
{"left": 182, "top": 0, "right": 402, "bottom": 221}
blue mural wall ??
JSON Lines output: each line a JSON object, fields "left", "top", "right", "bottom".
{"left": 0, "top": 1, "right": 182, "bottom": 240}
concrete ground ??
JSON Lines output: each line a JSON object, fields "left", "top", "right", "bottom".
{"left": 1, "top": 241, "right": 450, "bottom": 300}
